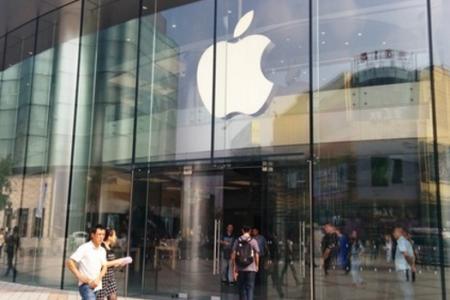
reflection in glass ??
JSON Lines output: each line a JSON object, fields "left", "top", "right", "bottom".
{"left": 213, "top": 0, "right": 309, "bottom": 157}
{"left": 64, "top": 0, "right": 138, "bottom": 293}
{"left": 431, "top": 0, "right": 450, "bottom": 296}
{"left": 313, "top": 1, "right": 444, "bottom": 299}
{"left": 135, "top": 0, "right": 215, "bottom": 163}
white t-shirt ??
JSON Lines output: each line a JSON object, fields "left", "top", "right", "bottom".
{"left": 70, "top": 241, "right": 107, "bottom": 291}
{"left": 395, "top": 236, "right": 414, "bottom": 271}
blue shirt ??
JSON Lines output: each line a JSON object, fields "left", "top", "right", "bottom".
{"left": 337, "top": 234, "right": 350, "bottom": 267}
{"left": 253, "top": 234, "right": 267, "bottom": 257}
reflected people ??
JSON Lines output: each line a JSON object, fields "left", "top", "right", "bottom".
{"left": 336, "top": 227, "right": 350, "bottom": 273}
{"left": 320, "top": 223, "right": 338, "bottom": 276}
{"left": 392, "top": 226, "right": 415, "bottom": 300}
{"left": 265, "top": 233, "right": 284, "bottom": 298}
{"left": 349, "top": 230, "right": 364, "bottom": 286}
{"left": 220, "top": 224, "right": 236, "bottom": 285}
{"left": 4, "top": 226, "right": 19, "bottom": 277}
{"left": 280, "top": 232, "right": 300, "bottom": 286}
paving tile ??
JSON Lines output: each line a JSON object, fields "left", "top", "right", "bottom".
{"left": 0, "top": 280, "right": 149, "bottom": 300}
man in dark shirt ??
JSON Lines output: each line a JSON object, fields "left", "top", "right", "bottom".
{"left": 4, "top": 226, "right": 19, "bottom": 277}
{"left": 321, "top": 223, "right": 338, "bottom": 276}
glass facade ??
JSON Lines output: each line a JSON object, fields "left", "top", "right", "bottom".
{"left": 0, "top": 0, "right": 448, "bottom": 299}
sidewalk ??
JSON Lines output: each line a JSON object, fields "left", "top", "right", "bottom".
{"left": 0, "top": 281, "right": 146, "bottom": 300}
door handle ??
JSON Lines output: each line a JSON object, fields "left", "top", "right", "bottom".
{"left": 213, "top": 219, "right": 221, "bottom": 275}
{"left": 213, "top": 219, "right": 218, "bottom": 275}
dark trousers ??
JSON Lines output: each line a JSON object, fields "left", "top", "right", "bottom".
{"left": 4, "top": 251, "right": 15, "bottom": 276}
{"left": 323, "top": 257, "right": 332, "bottom": 275}
{"left": 255, "top": 256, "right": 266, "bottom": 285}
{"left": 238, "top": 271, "right": 256, "bottom": 300}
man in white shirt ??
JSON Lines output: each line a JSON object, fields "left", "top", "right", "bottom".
{"left": 66, "top": 224, "right": 107, "bottom": 300}
{"left": 393, "top": 226, "right": 415, "bottom": 300}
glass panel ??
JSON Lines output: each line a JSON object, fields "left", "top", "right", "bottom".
{"left": 213, "top": 0, "right": 309, "bottom": 158}
{"left": 64, "top": 0, "right": 139, "bottom": 293}
{"left": 431, "top": 0, "right": 450, "bottom": 296}
{"left": 0, "top": 21, "right": 36, "bottom": 283}
{"left": 313, "top": 1, "right": 444, "bottom": 299}
{"left": 129, "top": 156, "right": 310, "bottom": 299}
{"left": 135, "top": 0, "right": 215, "bottom": 163}
{"left": 10, "top": 2, "right": 82, "bottom": 287}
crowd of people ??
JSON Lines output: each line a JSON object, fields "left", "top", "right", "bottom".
{"left": 0, "top": 221, "right": 418, "bottom": 300}
{"left": 320, "top": 223, "right": 416, "bottom": 298}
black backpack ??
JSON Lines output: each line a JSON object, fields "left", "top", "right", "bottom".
{"left": 236, "top": 238, "right": 254, "bottom": 268}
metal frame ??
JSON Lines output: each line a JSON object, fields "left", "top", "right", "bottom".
{"left": 426, "top": 0, "right": 447, "bottom": 298}
{"left": 0, "top": 0, "right": 447, "bottom": 299}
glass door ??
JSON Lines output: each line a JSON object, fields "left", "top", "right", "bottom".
{"left": 218, "top": 157, "right": 311, "bottom": 299}
{"left": 128, "top": 156, "right": 311, "bottom": 299}
{"left": 127, "top": 165, "right": 222, "bottom": 298}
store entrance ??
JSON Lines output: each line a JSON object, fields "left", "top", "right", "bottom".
{"left": 128, "top": 156, "right": 311, "bottom": 299}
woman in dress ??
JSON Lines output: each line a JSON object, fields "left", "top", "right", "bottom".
{"left": 97, "top": 228, "right": 123, "bottom": 300}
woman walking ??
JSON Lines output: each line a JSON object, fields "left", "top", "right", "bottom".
{"left": 97, "top": 228, "right": 126, "bottom": 300}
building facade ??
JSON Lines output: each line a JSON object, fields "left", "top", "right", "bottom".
{"left": 0, "top": 0, "right": 449, "bottom": 299}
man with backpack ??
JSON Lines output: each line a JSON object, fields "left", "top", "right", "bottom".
{"left": 232, "top": 225, "right": 260, "bottom": 300}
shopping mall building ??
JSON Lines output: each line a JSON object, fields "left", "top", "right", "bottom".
{"left": 0, "top": 0, "right": 449, "bottom": 299}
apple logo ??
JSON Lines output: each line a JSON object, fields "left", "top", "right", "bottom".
{"left": 197, "top": 10, "right": 273, "bottom": 118}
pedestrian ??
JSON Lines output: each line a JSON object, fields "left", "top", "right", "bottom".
{"left": 66, "top": 224, "right": 108, "bottom": 300}
{"left": 96, "top": 228, "right": 120, "bottom": 300}
{"left": 405, "top": 230, "right": 417, "bottom": 282}
{"left": 349, "top": 230, "right": 364, "bottom": 286}
{"left": 220, "top": 224, "right": 235, "bottom": 285}
{"left": 320, "top": 223, "right": 337, "bottom": 276}
{"left": 265, "top": 233, "right": 284, "bottom": 298}
{"left": 4, "top": 226, "right": 19, "bottom": 277}
{"left": 232, "top": 225, "right": 260, "bottom": 300}
{"left": 392, "top": 226, "right": 415, "bottom": 300}
{"left": 383, "top": 234, "right": 393, "bottom": 264}
{"left": 336, "top": 227, "right": 350, "bottom": 273}
{"left": 280, "top": 233, "right": 300, "bottom": 286}
{"left": 0, "top": 228, "right": 5, "bottom": 259}
{"left": 251, "top": 227, "right": 267, "bottom": 285}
